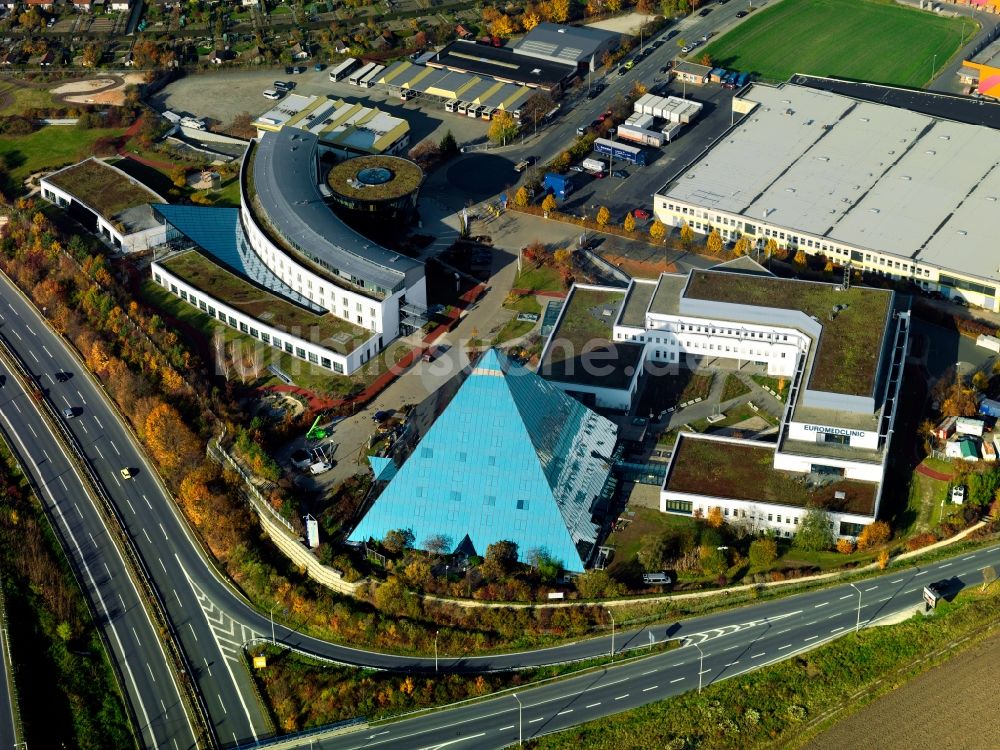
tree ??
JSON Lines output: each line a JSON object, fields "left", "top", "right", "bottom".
{"left": 698, "top": 53, "right": 713, "bottom": 66}
{"left": 407, "top": 139, "right": 441, "bottom": 166}
{"left": 541, "top": 194, "right": 557, "bottom": 213}
{"left": 941, "top": 383, "right": 979, "bottom": 417}
{"left": 596, "top": 206, "right": 611, "bottom": 227}
{"left": 638, "top": 534, "right": 670, "bottom": 571}
{"left": 631, "top": 81, "right": 648, "bottom": 98}
{"left": 527, "top": 549, "right": 562, "bottom": 584}
{"left": 733, "top": 236, "right": 751, "bottom": 256}
{"left": 877, "top": 549, "right": 890, "bottom": 570}
{"left": 706, "top": 229, "right": 723, "bottom": 254}
{"left": 748, "top": 538, "right": 778, "bottom": 569}
{"left": 554, "top": 248, "right": 572, "bottom": 265}
{"left": 230, "top": 111, "right": 256, "bottom": 140}
{"left": 856, "top": 520, "right": 890, "bottom": 550}
{"left": 971, "top": 371, "right": 990, "bottom": 393}
{"left": 836, "top": 538, "right": 856, "bottom": 554}
{"left": 549, "top": 0, "right": 571, "bottom": 22}
{"left": 680, "top": 222, "right": 695, "bottom": 246}
{"left": 514, "top": 186, "right": 529, "bottom": 207}
{"left": 143, "top": 402, "right": 201, "bottom": 477}
{"left": 382, "top": 529, "right": 414, "bottom": 554}
{"left": 706, "top": 506, "right": 723, "bottom": 529}
{"left": 606, "top": 0, "right": 622, "bottom": 11}
{"left": 522, "top": 10, "right": 540, "bottom": 31}
{"left": 624, "top": 212, "right": 636, "bottom": 232}
{"left": 795, "top": 507, "right": 835, "bottom": 552}
{"left": 423, "top": 534, "right": 452, "bottom": 556}
{"left": 699, "top": 544, "right": 727, "bottom": 576}
{"left": 439, "top": 130, "right": 458, "bottom": 156}
{"left": 490, "top": 14, "right": 515, "bottom": 38}
{"left": 482, "top": 540, "right": 519, "bottom": 579}
{"left": 575, "top": 569, "right": 626, "bottom": 598}
{"left": 765, "top": 238, "right": 778, "bottom": 258}
{"left": 676, "top": 37, "right": 687, "bottom": 50}
{"left": 793, "top": 249, "right": 807, "bottom": 266}
{"left": 488, "top": 109, "right": 518, "bottom": 145}
{"left": 519, "top": 91, "right": 556, "bottom": 132}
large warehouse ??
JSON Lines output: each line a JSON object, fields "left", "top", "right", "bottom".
{"left": 539, "top": 261, "right": 911, "bottom": 540}
{"left": 151, "top": 128, "right": 428, "bottom": 376}
{"left": 655, "top": 82, "right": 1000, "bottom": 310}
{"left": 511, "top": 22, "right": 619, "bottom": 73}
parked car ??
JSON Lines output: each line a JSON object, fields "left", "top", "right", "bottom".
{"left": 612, "top": 169, "right": 628, "bottom": 179}
{"left": 373, "top": 409, "right": 394, "bottom": 422}
{"left": 634, "top": 208, "right": 651, "bottom": 220}
{"left": 569, "top": 165, "right": 585, "bottom": 172}
{"left": 617, "top": 66, "right": 627, "bottom": 76}
{"left": 624, "top": 59, "right": 635, "bottom": 70}
{"left": 698, "top": 6, "right": 712, "bottom": 15}
{"left": 314, "top": 62, "right": 325, "bottom": 71}
{"left": 736, "top": 9, "right": 748, "bottom": 16}
{"left": 291, "top": 65, "right": 305, "bottom": 74}
{"left": 681, "top": 45, "right": 692, "bottom": 53}
{"left": 273, "top": 80, "right": 294, "bottom": 91}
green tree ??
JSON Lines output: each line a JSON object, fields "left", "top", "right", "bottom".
{"left": 575, "top": 569, "right": 626, "bottom": 598}
{"left": 596, "top": 205, "right": 611, "bottom": 227}
{"left": 488, "top": 109, "right": 518, "bottom": 145}
{"left": 795, "top": 507, "right": 835, "bottom": 552}
{"left": 482, "top": 540, "right": 519, "bottom": 579}
{"left": 649, "top": 219, "right": 666, "bottom": 242}
{"left": 706, "top": 229, "right": 723, "bottom": 254}
{"left": 624, "top": 212, "right": 636, "bottom": 232}
{"left": 382, "top": 528, "right": 414, "bottom": 555}
{"left": 439, "top": 130, "right": 458, "bottom": 156}
{"left": 638, "top": 534, "right": 669, "bottom": 571}
{"left": 542, "top": 193, "right": 557, "bottom": 213}
{"left": 527, "top": 549, "right": 562, "bottom": 584}
{"left": 699, "top": 544, "right": 727, "bottom": 576}
{"left": 748, "top": 537, "right": 778, "bottom": 569}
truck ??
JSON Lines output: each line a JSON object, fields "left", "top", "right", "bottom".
{"left": 979, "top": 398, "right": 1000, "bottom": 419}
{"left": 582, "top": 157, "right": 606, "bottom": 174}
{"left": 543, "top": 172, "right": 575, "bottom": 200}
{"left": 593, "top": 137, "right": 647, "bottom": 166}
{"left": 977, "top": 334, "right": 1000, "bottom": 353}
{"left": 514, "top": 156, "right": 536, "bottom": 172}
{"left": 616, "top": 123, "right": 665, "bottom": 148}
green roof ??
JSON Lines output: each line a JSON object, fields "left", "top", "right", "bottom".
{"left": 160, "top": 250, "right": 370, "bottom": 355}
{"left": 46, "top": 158, "right": 162, "bottom": 221}
{"left": 326, "top": 155, "right": 423, "bottom": 202}
{"left": 665, "top": 434, "right": 877, "bottom": 515}
{"left": 683, "top": 271, "right": 892, "bottom": 397}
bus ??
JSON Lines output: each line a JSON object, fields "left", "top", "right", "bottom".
{"left": 593, "top": 137, "right": 647, "bottom": 166}
{"left": 445, "top": 99, "right": 459, "bottom": 113}
{"left": 359, "top": 64, "right": 385, "bottom": 89}
{"left": 328, "top": 57, "right": 359, "bottom": 82}
{"left": 348, "top": 61, "right": 376, "bottom": 86}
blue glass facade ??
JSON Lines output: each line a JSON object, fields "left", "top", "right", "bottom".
{"left": 349, "top": 349, "right": 618, "bottom": 571}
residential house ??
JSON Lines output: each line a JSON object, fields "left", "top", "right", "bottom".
{"left": 73, "top": 0, "right": 93, "bottom": 10}
{"left": 289, "top": 41, "right": 310, "bottom": 60}
{"left": 455, "top": 23, "right": 472, "bottom": 38}
{"left": 209, "top": 47, "right": 235, "bottom": 65}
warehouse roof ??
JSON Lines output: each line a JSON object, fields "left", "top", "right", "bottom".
{"left": 379, "top": 61, "right": 534, "bottom": 110}
{"left": 512, "top": 22, "right": 617, "bottom": 64}
{"left": 251, "top": 129, "right": 420, "bottom": 294}
{"left": 660, "top": 82, "right": 1000, "bottom": 285}
{"left": 429, "top": 39, "right": 577, "bottom": 88}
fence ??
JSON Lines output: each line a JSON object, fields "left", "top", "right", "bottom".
{"left": 208, "top": 439, "right": 364, "bottom": 597}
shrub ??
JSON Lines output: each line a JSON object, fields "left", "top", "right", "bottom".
{"left": 906, "top": 532, "right": 938, "bottom": 551}
{"left": 836, "top": 538, "right": 856, "bottom": 554}
{"left": 857, "top": 520, "right": 891, "bottom": 550}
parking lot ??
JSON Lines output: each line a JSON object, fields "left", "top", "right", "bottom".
{"left": 153, "top": 67, "right": 491, "bottom": 147}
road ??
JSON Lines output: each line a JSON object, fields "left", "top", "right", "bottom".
{"left": 0, "top": 597, "right": 17, "bottom": 750}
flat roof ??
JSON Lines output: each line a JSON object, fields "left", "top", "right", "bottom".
{"left": 665, "top": 434, "right": 878, "bottom": 515}
{"left": 250, "top": 129, "right": 420, "bottom": 294}
{"left": 540, "top": 286, "right": 644, "bottom": 391}
{"left": 44, "top": 158, "right": 165, "bottom": 232}
{"left": 618, "top": 279, "right": 657, "bottom": 328}
{"left": 660, "top": 82, "right": 1000, "bottom": 286}
{"left": 253, "top": 93, "right": 317, "bottom": 130}
{"left": 512, "top": 22, "right": 617, "bottom": 64}
{"left": 968, "top": 38, "right": 1000, "bottom": 69}
{"left": 681, "top": 270, "right": 892, "bottom": 396}
{"left": 160, "top": 249, "right": 370, "bottom": 354}
{"left": 326, "top": 155, "right": 423, "bottom": 201}
{"left": 429, "top": 40, "right": 576, "bottom": 87}
{"left": 379, "top": 61, "right": 534, "bottom": 111}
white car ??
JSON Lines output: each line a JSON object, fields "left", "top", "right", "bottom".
{"left": 681, "top": 45, "right": 692, "bottom": 53}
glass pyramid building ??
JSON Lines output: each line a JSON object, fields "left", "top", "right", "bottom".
{"left": 349, "top": 349, "right": 619, "bottom": 571}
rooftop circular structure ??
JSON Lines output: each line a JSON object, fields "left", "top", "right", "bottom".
{"left": 326, "top": 155, "right": 424, "bottom": 205}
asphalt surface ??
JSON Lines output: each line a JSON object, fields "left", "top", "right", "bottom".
{"left": 0, "top": 607, "right": 17, "bottom": 749}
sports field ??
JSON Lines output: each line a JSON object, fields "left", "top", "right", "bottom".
{"left": 700, "top": 0, "right": 976, "bottom": 88}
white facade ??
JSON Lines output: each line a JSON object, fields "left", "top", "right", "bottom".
{"left": 152, "top": 264, "right": 375, "bottom": 375}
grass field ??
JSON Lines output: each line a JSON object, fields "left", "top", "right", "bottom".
{"left": 700, "top": 0, "right": 976, "bottom": 88}
{"left": 0, "top": 125, "right": 123, "bottom": 190}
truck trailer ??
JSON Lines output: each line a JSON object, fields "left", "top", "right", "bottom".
{"left": 593, "top": 137, "right": 647, "bottom": 166}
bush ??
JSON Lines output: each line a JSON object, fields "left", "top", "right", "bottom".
{"left": 748, "top": 538, "right": 777, "bottom": 569}
{"left": 906, "top": 532, "right": 938, "bottom": 551}
{"left": 856, "top": 520, "right": 891, "bottom": 550}
{"left": 836, "top": 538, "right": 856, "bottom": 554}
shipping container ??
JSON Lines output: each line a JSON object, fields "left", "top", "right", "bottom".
{"left": 977, "top": 334, "right": 1000, "bottom": 353}
{"left": 616, "top": 123, "right": 665, "bottom": 147}
{"left": 955, "top": 417, "right": 985, "bottom": 437}
{"left": 543, "top": 172, "right": 575, "bottom": 200}
{"left": 980, "top": 398, "right": 1000, "bottom": 419}
{"left": 582, "top": 158, "right": 606, "bottom": 173}
{"left": 661, "top": 121, "right": 683, "bottom": 142}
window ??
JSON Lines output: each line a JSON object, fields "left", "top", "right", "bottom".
{"left": 228, "top": 316, "right": 237, "bottom": 327}
{"left": 295, "top": 347, "right": 306, "bottom": 358}
{"left": 284, "top": 343, "right": 293, "bottom": 354}
{"left": 451, "top": 491, "right": 461, "bottom": 502}
{"left": 180, "top": 290, "right": 188, "bottom": 301}
{"left": 308, "top": 353, "right": 318, "bottom": 364}
{"left": 458, "top": 452, "right": 467, "bottom": 462}
{"left": 421, "top": 447, "right": 434, "bottom": 458}
{"left": 485, "top": 495, "right": 496, "bottom": 507}
{"left": 262, "top": 333, "right": 270, "bottom": 344}
{"left": 239, "top": 322, "right": 248, "bottom": 333}
{"left": 321, "top": 357, "right": 331, "bottom": 368}
{"left": 333, "top": 362, "right": 344, "bottom": 374}
{"left": 249, "top": 327, "right": 258, "bottom": 338}
{"left": 516, "top": 499, "right": 530, "bottom": 510}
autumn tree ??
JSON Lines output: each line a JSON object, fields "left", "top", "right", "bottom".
{"left": 382, "top": 528, "right": 415, "bottom": 554}
{"left": 514, "top": 186, "right": 529, "bottom": 207}
{"left": 699, "top": 544, "right": 727, "bottom": 576}
{"left": 733, "top": 236, "right": 751, "bottom": 256}
{"left": 488, "top": 109, "right": 518, "bottom": 145}
{"left": 554, "top": 248, "right": 572, "bottom": 265}
{"left": 490, "top": 14, "right": 516, "bottom": 38}
{"left": 941, "top": 382, "right": 979, "bottom": 417}
{"left": 698, "top": 53, "right": 713, "bottom": 67}
{"left": 649, "top": 219, "right": 666, "bottom": 242}
{"left": 706, "top": 229, "right": 723, "bottom": 254}
{"left": 856, "top": 521, "right": 891, "bottom": 550}
{"left": 575, "top": 569, "right": 626, "bottom": 598}
{"left": 482, "top": 540, "right": 519, "bottom": 580}
{"left": 596, "top": 205, "right": 611, "bottom": 227}
{"left": 631, "top": 81, "right": 648, "bottom": 98}
{"left": 522, "top": 10, "right": 540, "bottom": 30}
{"left": 541, "top": 193, "right": 557, "bottom": 213}
{"left": 606, "top": 0, "right": 622, "bottom": 11}
{"left": 793, "top": 249, "right": 807, "bottom": 266}
{"left": 748, "top": 537, "right": 778, "bottom": 569}
{"left": 836, "top": 538, "right": 856, "bottom": 554}
{"left": 549, "top": 0, "right": 570, "bottom": 22}
{"left": 706, "top": 506, "right": 723, "bottom": 528}
{"left": 680, "top": 222, "right": 695, "bottom": 246}
{"left": 624, "top": 212, "right": 636, "bottom": 232}
{"left": 407, "top": 139, "right": 441, "bottom": 167}
{"left": 764, "top": 237, "right": 778, "bottom": 258}
{"left": 143, "top": 401, "right": 201, "bottom": 477}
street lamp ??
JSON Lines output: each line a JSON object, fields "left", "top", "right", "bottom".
{"left": 606, "top": 609, "right": 616, "bottom": 662}
{"left": 434, "top": 630, "right": 439, "bottom": 673}
{"left": 513, "top": 693, "right": 523, "bottom": 747}
{"left": 269, "top": 606, "right": 275, "bottom": 645}
{"left": 693, "top": 640, "right": 705, "bottom": 693}
{"left": 849, "top": 582, "right": 862, "bottom": 632}
{"left": 931, "top": 53, "right": 937, "bottom": 81}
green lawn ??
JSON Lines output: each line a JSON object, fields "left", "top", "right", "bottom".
{"left": 513, "top": 264, "right": 564, "bottom": 293}
{"left": 720, "top": 373, "right": 750, "bottom": 402}
{"left": 0, "top": 125, "right": 123, "bottom": 191}
{"left": 701, "top": 0, "right": 975, "bottom": 87}
{"left": 0, "top": 84, "right": 60, "bottom": 116}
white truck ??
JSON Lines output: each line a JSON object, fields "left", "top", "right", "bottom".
{"left": 582, "top": 157, "right": 606, "bottom": 174}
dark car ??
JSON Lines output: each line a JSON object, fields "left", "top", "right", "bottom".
{"left": 373, "top": 409, "right": 394, "bottom": 422}
{"left": 284, "top": 66, "right": 294, "bottom": 74}
{"left": 699, "top": 6, "right": 712, "bottom": 15}
{"left": 292, "top": 65, "right": 306, "bottom": 74}
{"left": 612, "top": 169, "right": 628, "bottom": 179}
{"left": 736, "top": 9, "right": 748, "bottom": 17}
{"left": 617, "top": 66, "right": 627, "bottom": 76}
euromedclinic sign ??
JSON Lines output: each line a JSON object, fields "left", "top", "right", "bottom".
{"left": 803, "top": 424, "right": 866, "bottom": 438}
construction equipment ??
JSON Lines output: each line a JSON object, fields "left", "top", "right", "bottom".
{"left": 306, "top": 415, "right": 327, "bottom": 441}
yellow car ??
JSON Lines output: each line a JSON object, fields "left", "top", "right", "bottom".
{"left": 120, "top": 468, "right": 134, "bottom": 480}
{"left": 624, "top": 60, "right": 635, "bottom": 70}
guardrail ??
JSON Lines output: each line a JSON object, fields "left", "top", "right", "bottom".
{"left": 0, "top": 330, "right": 217, "bottom": 749}
{"left": 0, "top": 578, "right": 25, "bottom": 748}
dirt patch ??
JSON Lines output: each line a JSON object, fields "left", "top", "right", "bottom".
{"left": 51, "top": 78, "right": 118, "bottom": 95}
{"left": 586, "top": 12, "right": 655, "bottom": 34}
{"left": 805, "top": 629, "right": 1000, "bottom": 750}
{"left": 56, "top": 74, "right": 143, "bottom": 107}
{"left": 602, "top": 253, "right": 676, "bottom": 279}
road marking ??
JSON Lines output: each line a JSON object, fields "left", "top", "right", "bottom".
{"left": 11, "top": 330, "right": 20, "bottom": 341}
{"left": 698, "top": 669, "right": 711, "bottom": 675}
{"left": 159, "top": 557, "right": 167, "bottom": 573}
{"left": 80, "top": 422, "right": 87, "bottom": 434}
{"left": 830, "top": 627, "right": 845, "bottom": 634}
{"left": 42, "top": 345, "right": 52, "bottom": 358}
{"left": 94, "top": 416, "right": 103, "bottom": 429}
{"left": 174, "top": 589, "right": 183, "bottom": 608}
{"left": 142, "top": 528, "right": 152, "bottom": 544}
{"left": 27, "top": 423, "right": 37, "bottom": 439}
{"left": 670, "top": 677, "right": 685, "bottom": 683}
{"left": 915, "top": 570, "right": 928, "bottom": 576}
{"left": 110, "top": 440, "right": 120, "bottom": 456}
{"left": 46, "top": 373, "right": 54, "bottom": 384}
{"left": 891, "top": 579, "right": 903, "bottom": 584}
{"left": 58, "top": 476, "right": 67, "bottom": 490}
{"left": 585, "top": 702, "right": 601, "bottom": 708}
{"left": 144, "top": 495, "right": 152, "bottom": 510}
{"left": 614, "top": 694, "right": 629, "bottom": 701}
{"left": 24, "top": 325, "right": 34, "bottom": 336}
{"left": 778, "top": 644, "right": 792, "bottom": 650}
{"left": 603, "top": 678, "right": 628, "bottom": 687}
{"left": 529, "top": 718, "right": 544, "bottom": 724}
{"left": 146, "top": 662, "right": 156, "bottom": 683}
{"left": 189, "top": 624, "right": 199, "bottom": 641}
{"left": 62, "top": 395, "right": 71, "bottom": 407}
{"left": 77, "top": 390, "right": 86, "bottom": 404}
{"left": 133, "top": 627, "right": 141, "bottom": 645}
{"left": 203, "top": 657, "right": 212, "bottom": 677}
{"left": 104, "top": 562, "right": 112, "bottom": 580}
{"left": 499, "top": 725, "right": 515, "bottom": 731}
{"left": 804, "top": 635, "right": 819, "bottom": 642}
{"left": 218, "top": 694, "right": 226, "bottom": 714}
{"left": 724, "top": 661, "right": 739, "bottom": 667}
{"left": 11, "top": 401, "right": 19, "bottom": 414}
{"left": 95, "top": 445, "right": 104, "bottom": 459}
{"left": 864, "top": 586, "right": 878, "bottom": 591}
{"left": 159, "top": 523, "right": 169, "bottom": 541}
{"left": 751, "top": 652, "right": 765, "bottom": 659}
{"left": 74, "top": 503, "right": 83, "bottom": 519}
{"left": 776, "top": 628, "right": 791, "bottom": 635}
{"left": 939, "top": 563, "right": 953, "bottom": 569}
{"left": 28, "top": 350, "right": 38, "bottom": 363}
{"left": 963, "top": 555, "right": 976, "bottom": 561}
{"left": 557, "top": 709, "right": 574, "bottom": 715}
{"left": 125, "top": 497, "right": 135, "bottom": 514}
{"left": 642, "top": 669, "right": 656, "bottom": 675}
{"left": 814, "top": 602, "right": 829, "bottom": 608}
{"left": 642, "top": 686, "right": 658, "bottom": 692}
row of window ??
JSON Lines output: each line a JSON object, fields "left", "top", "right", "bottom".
{"left": 411, "top": 485, "right": 531, "bottom": 511}
{"left": 157, "top": 274, "right": 346, "bottom": 374}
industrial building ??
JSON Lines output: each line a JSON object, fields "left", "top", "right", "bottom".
{"left": 427, "top": 39, "right": 578, "bottom": 92}
{"left": 253, "top": 94, "right": 411, "bottom": 158}
{"left": 959, "top": 37, "right": 1000, "bottom": 98}
{"left": 151, "top": 127, "right": 427, "bottom": 377}
{"left": 378, "top": 59, "right": 535, "bottom": 115}
{"left": 349, "top": 348, "right": 620, "bottom": 571}
{"left": 325, "top": 154, "right": 424, "bottom": 227}
{"left": 655, "top": 82, "right": 1000, "bottom": 310}
{"left": 40, "top": 158, "right": 177, "bottom": 253}
{"left": 539, "top": 261, "right": 910, "bottom": 540}
{"left": 510, "top": 22, "right": 619, "bottom": 73}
